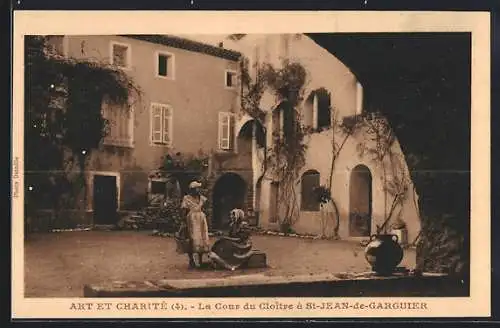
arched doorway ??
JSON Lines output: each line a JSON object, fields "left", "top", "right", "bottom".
{"left": 349, "top": 164, "right": 372, "bottom": 237}
{"left": 212, "top": 172, "right": 247, "bottom": 230}
{"left": 236, "top": 120, "right": 253, "bottom": 164}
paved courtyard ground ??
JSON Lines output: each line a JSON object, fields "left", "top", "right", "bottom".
{"left": 24, "top": 231, "right": 416, "bottom": 297}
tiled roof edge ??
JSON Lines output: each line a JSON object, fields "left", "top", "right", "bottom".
{"left": 121, "top": 34, "right": 242, "bottom": 61}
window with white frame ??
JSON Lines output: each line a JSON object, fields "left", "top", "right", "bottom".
{"left": 225, "top": 70, "right": 237, "bottom": 88}
{"left": 111, "top": 42, "right": 131, "bottom": 69}
{"left": 156, "top": 51, "right": 175, "bottom": 79}
{"left": 102, "top": 101, "right": 134, "bottom": 148}
{"left": 151, "top": 103, "right": 173, "bottom": 146}
{"left": 218, "top": 112, "right": 235, "bottom": 150}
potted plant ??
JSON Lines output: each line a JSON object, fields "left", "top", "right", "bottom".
{"left": 390, "top": 217, "right": 408, "bottom": 247}
{"left": 364, "top": 218, "right": 405, "bottom": 276}
{"left": 314, "top": 185, "right": 331, "bottom": 203}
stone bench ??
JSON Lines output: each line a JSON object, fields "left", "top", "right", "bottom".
{"left": 83, "top": 272, "right": 467, "bottom": 298}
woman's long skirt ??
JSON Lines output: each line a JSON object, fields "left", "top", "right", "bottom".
{"left": 186, "top": 211, "right": 210, "bottom": 253}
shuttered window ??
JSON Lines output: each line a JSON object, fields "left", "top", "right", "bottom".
{"left": 151, "top": 103, "right": 173, "bottom": 146}
{"left": 301, "top": 170, "right": 320, "bottom": 211}
{"left": 111, "top": 42, "right": 131, "bottom": 69}
{"left": 218, "top": 112, "right": 234, "bottom": 150}
{"left": 102, "top": 100, "right": 134, "bottom": 148}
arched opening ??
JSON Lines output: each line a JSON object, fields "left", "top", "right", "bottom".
{"left": 276, "top": 101, "right": 296, "bottom": 143}
{"left": 316, "top": 88, "right": 332, "bottom": 130}
{"left": 212, "top": 172, "right": 247, "bottom": 230}
{"left": 303, "top": 88, "right": 332, "bottom": 131}
{"left": 237, "top": 119, "right": 266, "bottom": 150}
{"left": 301, "top": 169, "right": 321, "bottom": 211}
{"left": 349, "top": 164, "right": 372, "bottom": 237}
{"left": 303, "top": 93, "right": 315, "bottom": 128}
{"left": 236, "top": 120, "right": 253, "bottom": 163}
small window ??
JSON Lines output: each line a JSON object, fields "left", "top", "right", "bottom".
{"left": 156, "top": 52, "right": 175, "bottom": 79}
{"left": 225, "top": 70, "right": 237, "bottom": 88}
{"left": 111, "top": 42, "right": 131, "bottom": 69}
{"left": 301, "top": 170, "right": 320, "bottom": 211}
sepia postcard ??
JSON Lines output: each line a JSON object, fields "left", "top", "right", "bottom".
{"left": 12, "top": 10, "right": 491, "bottom": 319}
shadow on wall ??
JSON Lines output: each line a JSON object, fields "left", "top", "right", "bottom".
{"left": 121, "top": 167, "right": 149, "bottom": 210}
{"left": 212, "top": 173, "right": 247, "bottom": 230}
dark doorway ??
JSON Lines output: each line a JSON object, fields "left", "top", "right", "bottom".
{"left": 212, "top": 173, "right": 247, "bottom": 230}
{"left": 349, "top": 165, "right": 372, "bottom": 237}
{"left": 93, "top": 174, "right": 118, "bottom": 225}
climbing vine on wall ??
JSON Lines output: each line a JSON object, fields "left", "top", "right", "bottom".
{"left": 25, "top": 36, "right": 142, "bottom": 216}
{"left": 161, "top": 150, "right": 210, "bottom": 195}
{"left": 240, "top": 57, "right": 308, "bottom": 232}
{"left": 355, "top": 111, "right": 412, "bottom": 235}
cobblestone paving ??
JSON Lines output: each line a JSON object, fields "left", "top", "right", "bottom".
{"left": 24, "top": 231, "right": 416, "bottom": 297}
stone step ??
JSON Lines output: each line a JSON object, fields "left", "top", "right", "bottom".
{"left": 83, "top": 272, "right": 465, "bottom": 298}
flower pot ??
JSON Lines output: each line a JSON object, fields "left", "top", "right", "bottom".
{"left": 364, "top": 234, "right": 404, "bottom": 276}
{"left": 390, "top": 228, "right": 408, "bottom": 246}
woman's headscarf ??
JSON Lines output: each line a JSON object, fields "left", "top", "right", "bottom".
{"left": 229, "top": 208, "right": 246, "bottom": 227}
{"left": 189, "top": 181, "right": 202, "bottom": 189}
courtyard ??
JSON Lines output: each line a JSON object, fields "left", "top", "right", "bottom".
{"left": 24, "top": 231, "right": 416, "bottom": 298}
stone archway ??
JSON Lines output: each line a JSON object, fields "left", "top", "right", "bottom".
{"left": 349, "top": 164, "right": 372, "bottom": 237}
{"left": 212, "top": 172, "right": 247, "bottom": 230}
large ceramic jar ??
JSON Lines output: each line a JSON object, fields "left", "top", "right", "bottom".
{"left": 364, "top": 234, "right": 404, "bottom": 275}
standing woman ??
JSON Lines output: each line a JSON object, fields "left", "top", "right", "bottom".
{"left": 179, "top": 181, "right": 210, "bottom": 268}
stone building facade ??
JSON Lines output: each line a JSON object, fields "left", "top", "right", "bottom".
{"left": 221, "top": 34, "right": 421, "bottom": 243}
{"left": 38, "top": 34, "right": 421, "bottom": 243}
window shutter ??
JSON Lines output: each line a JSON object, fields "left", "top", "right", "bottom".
{"left": 279, "top": 110, "right": 285, "bottom": 139}
{"left": 229, "top": 114, "right": 235, "bottom": 150}
{"left": 111, "top": 108, "right": 118, "bottom": 140}
{"left": 119, "top": 109, "right": 125, "bottom": 139}
{"left": 151, "top": 104, "right": 162, "bottom": 143}
{"left": 128, "top": 107, "right": 134, "bottom": 145}
{"left": 162, "top": 106, "right": 172, "bottom": 146}
{"left": 113, "top": 44, "right": 128, "bottom": 67}
{"left": 101, "top": 102, "right": 109, "bottom": 138}
{"left": 312, "top": 94, "right": 319, "bottom": 130}
{"left": 219, "top": 112, "right": 231, "bottom": 150}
